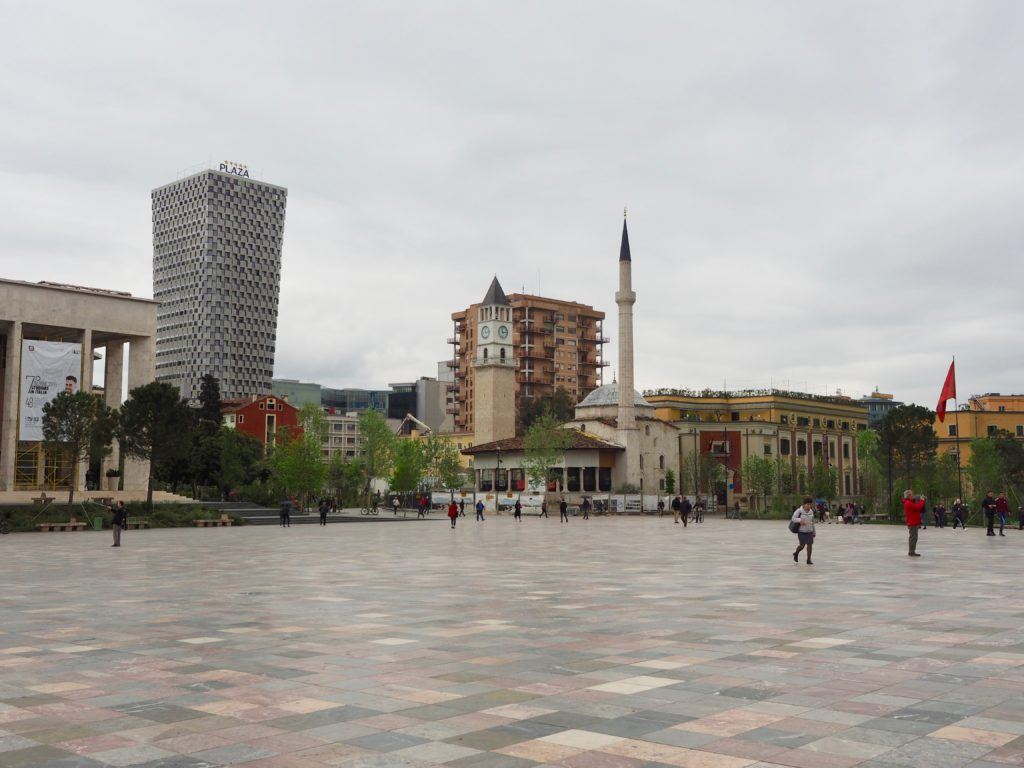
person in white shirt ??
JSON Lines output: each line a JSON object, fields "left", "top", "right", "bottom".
{"left": 791, "top": 496, "right": 816, "bottom": 565}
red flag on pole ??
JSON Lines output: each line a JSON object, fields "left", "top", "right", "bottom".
{"left": 936, "top": 360, "right": 956, "bottom": 422}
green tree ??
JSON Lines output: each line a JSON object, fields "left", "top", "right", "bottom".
{"left": 189, "top": 374, "right": 223, "bottom": 495}
{"left": 681, "top": 451, "right": 726, "bottom": 496}
{"left": 120, "top": 382, "right": 193, "bottom": 512}
{"left": 808, "top": 461, "right": 838, "bottom": 500}
{"left": 856, "top": 429, "right": 885, "bottom": 507}
{"left": 390, "top": 439, "right": 425, "bottom": 496}
{"left": 327, "top": 454, "right": 365, "bottom": 506}
{"left": 517, "top": 387, "right": 575, "bottom": 433}
{"left": 920, "top": 452, "right": 961, "bottom": 504}
{"left": 878, "top": 405, "right": 938, "bottom": 487}
{"left": 357, "top": 409, "right": 396, "bottom": 506}
{"left": 664, "top": 468, "right": 675, "bottom": 495}
{"left": 774, "top": 457, "right": 795, "bottom": 495}
{"left": 41, "top": 391, "right": 119, "bottom": 510}
{"left": 967, "top": 438, "right": 1004, "bottom": 505}
{"left": 523, "top": 415, "right": 573, "bottom": 490}
{"left": 741, "top": 455, "right": 775, "bottom": 512}
{"left": 268, "top": 426, "right": 326, "bottom": 508}
{"left": 219, "top": 427, "right": 264, "bottom": 498}
{"left": 420, "top": 433, "right": 465, "bottom": 491}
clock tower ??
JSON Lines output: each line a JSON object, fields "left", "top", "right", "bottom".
{"left": 473, "top": 277, "right": 516, "bottom": 444}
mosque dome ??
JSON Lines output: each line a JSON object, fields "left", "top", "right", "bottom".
{"left": 576, "top": 382, "right": 652, "bottom": 409}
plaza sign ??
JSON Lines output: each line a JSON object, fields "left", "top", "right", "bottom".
{"left": 218, "top": 161, "right": 250, "bottom": 178}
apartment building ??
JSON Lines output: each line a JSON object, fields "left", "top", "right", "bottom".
{"left": 449, "top": 288, "right": 607, "bottom": 435}
{"left": 323, "top": 411, "right": 363, "bottom": 460}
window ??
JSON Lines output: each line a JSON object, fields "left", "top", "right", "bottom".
{"left": 1018, "top": 426, "right": 1024, "bottom": 437}
{"left": 764, "top": 444, "right": 772, "bottom": 456}
{"left": 659, "top": 455, "right": 665, "bottom": 469}
{"left": 567, "top": 467, "right": 580, "bottom": 492}
{"left": 237, "top": 414, "right": 244, "bottom": 424}
{"left": 948, "top": 425, "right": 957, "bottom": 437}
{"left": 644, "top": 425, "right": 650, "bottom": 436}
{"left": 796, "top": 416, "right": 809, "bottom": 427}
{"left": 813, "top": 441, "right": 822, "bottom": 457}
{"left": 731, "top": 412, "right": 739, "bottom": 422}
{"left": 841, "top": 421, "right": 849, "bottom": 430}
{"left": 599, "top": 467, "right": 612, "bottom": 491}
{"left": 826, "top": 420, "right": 835, "bottom": 429}
{"left": 639, "top": 455, "right": 644, "bottom": 469}
{"left": 843, "top": 443, "right": 850, "bottom": 459}
{"left": 796, "top": 439, "right": 807, "bottom": 457}
{"left": 583, "top": 467, "right": 596, "bottom": 492}
{"left": 988, "top": 425, "right": 998, "bottom": 436}
{"left": 813, "top": 418, "right": 821, "bottom": 428}
{"left": 259, "top": 402, "right": 265, "bottom": 410}
{"left": 659, "top": 478, "right": 665, "bottom": 490}
{"left": 780, "top": 415, "right": 789, "bottom": 425}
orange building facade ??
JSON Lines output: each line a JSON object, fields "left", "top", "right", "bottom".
{"left": 449, "top": 292, "right": 607, "bottom": 435}
{"left": 934, "top": 394, "right": 1024, "bottom": 463}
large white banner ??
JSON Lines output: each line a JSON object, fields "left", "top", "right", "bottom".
{"left": 19, "top": 340, "right": 82, "bottom": 441}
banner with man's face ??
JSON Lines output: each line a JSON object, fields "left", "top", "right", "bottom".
{"left": 19, "top": 340, "right": 82, "bottom": 441}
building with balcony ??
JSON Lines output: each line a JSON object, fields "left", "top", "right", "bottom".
{"left": 449, "top": 291, "right": 606, "bottom": 435}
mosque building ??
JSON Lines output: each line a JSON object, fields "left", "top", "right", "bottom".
{"left": 463, "top": 215, "right": 679, "bottom": 500}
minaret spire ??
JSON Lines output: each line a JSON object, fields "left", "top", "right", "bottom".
{"left": 615, "top": 211, "right": 637, "bottom": 443}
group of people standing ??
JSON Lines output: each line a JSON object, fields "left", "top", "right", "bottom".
{"left": 669, "top": 495, "right": 705, "bottom": 526}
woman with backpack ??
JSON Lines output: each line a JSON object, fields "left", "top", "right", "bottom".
{"left": 790, "top": 496, "right": 816, "bottom": 565}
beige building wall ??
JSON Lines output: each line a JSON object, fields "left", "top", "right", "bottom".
{"left": 0, "top": 280, "right": 157, "bottom": 492}
{"left": 473, "top": 363, "right": 516, "bottom": 445}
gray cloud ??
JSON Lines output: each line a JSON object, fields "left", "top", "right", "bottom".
{"left": 1, "top": 1, "right": 1021, "bottom": 408}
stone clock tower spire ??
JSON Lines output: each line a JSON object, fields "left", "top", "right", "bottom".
{"left": 615, "top": 211, "right": 640, "bottom": 483}
{"left": 473, "top": 277, "right": 516, "bottom": 444}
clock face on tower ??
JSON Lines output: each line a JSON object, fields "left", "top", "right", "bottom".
{"left": 480, "top": 326, "right": 490, "bottom": 340}
{"left": 498, "top": 324, "right": 509, "bottom": 339}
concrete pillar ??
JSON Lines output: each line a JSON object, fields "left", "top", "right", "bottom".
{"left": 77, "top": 329, "right": 93, "bottom": 491}
{"left": 100, "top": 342, "right": 124, "bottom": 489}
{"left": 0, "top": 321, "right": 22, "bottom": 491}
{"left": 122, "top": 336, "right": 155, "bottom": 492}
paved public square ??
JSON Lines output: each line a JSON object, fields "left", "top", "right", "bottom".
{"left": 3, "top": 517, "right": 1024, "bottom": 768}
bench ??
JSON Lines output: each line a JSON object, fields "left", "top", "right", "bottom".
{"left": 125, "top": 519, "right": 150, "bottom": 529}
{"left": 32, "top": 494, "right": 53, "bottom": 506}
{"left": 194, "top": 514, "right": 233, "bottom": 527}
{"left": 92, "top": 496, "right": 114, "bottom": 507}
{"left": 37, "top": 518, "right": 88, "bottom": 532}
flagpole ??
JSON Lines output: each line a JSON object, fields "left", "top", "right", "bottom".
{"left": 952, "top": 355, "right": 963, "bottom": 502}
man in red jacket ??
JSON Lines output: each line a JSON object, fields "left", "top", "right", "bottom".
{"left": 903, "top": 490, "right": 925, "bottom": 557}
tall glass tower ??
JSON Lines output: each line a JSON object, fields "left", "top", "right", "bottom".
{"left": 152, "top": 165, "right": 287, "bottom": 401}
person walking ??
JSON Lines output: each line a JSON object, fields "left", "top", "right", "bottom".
{"left": 657, "top": 498, "right": 665, "bottom": 517}
{"left": 996, "top": 492, "right": 1009, "bottom": 536}
{"left": 111, "top": 501, "right": 127, "bottom": 547}
{"left": 791, "top": 497, "right": 815, "bottom": 565}
{"left": 680, "top": 496, "right": 691, "bottom": 527}
{"left": 392, "top": 496, "right": 400, "bottom": 516}
{"left": 279, "top": 498, "right": 291, "bottom": 527}
{"left": 514, "top": 499, "right": 522, "bottom": 522}
{"left": 903, "top": 490, "right": 925, "bottom": 556}
{"left": 671, "top": 495, "right": 681, "bottom": 524}
{"left": 539, "top": 501, "right": 549, "bottom": 518}
{"left": 559, "top": 499, "right": 569, "bottom": 523}
{"left": 581, "top": 497, "right": 591, "bottom": 520}
{"left": 459, "top": 499, "right": 466, "bottom": 517}
{"left": 475, "top": 499, "right": 485, "bottom": 521}
{"left": 319, "top": 498, "right": 329, "bottom": 526}
{"left": 447, "top": 500, "right": 458, "bottom": 528}
{"left": 951, "top": 499, "right": 968, "bottom": 530}
{"left": 935, "top": 501, "right": 947, "bottom": 529}
{"left": 418, "top": 496, "right": 428, "bottom": 518}
{"left": 982, "top": 491, "right": 998, "bottom": 536}
{"left": 694, "top": 498, "right": 704, "bottom": 524}
{"left": 733, "top": 501, "right": 741, "bottom": 520}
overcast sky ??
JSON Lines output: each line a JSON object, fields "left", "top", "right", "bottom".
{"left": 2, "top": 1, "right": 1021, "bottom": 408}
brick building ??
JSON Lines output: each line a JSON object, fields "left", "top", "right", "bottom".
{"left": 449, "top": 280, "right": 607, "bottom": 435}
